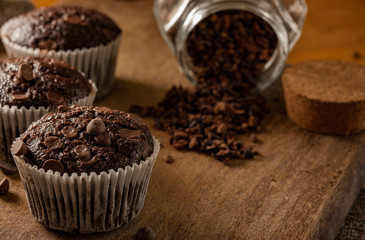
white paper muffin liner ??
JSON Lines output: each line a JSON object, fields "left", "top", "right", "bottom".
{"left": 0, "top": 22, "right": 121, "bottom": 99}
{"left": 0, "top": 81, "right": 97, "bottom": 164}
{"left": 12, "top": 137, "right": 160, "bottom": 233}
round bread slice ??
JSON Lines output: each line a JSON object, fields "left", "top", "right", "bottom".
{"left": 282, "top": 60, "right": 365, "bottom": 135}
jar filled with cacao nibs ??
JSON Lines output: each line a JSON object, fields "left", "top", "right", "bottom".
{"left": 154, "top": 0, "right": 307, "bottom": 90}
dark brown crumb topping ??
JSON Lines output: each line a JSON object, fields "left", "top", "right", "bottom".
{"left": 0, "top": 57, "right": 92, "bottom": 108}
{"left": 3, "top": 6, "right": 121, "bottom": 50}
{"left": 18, "top": 106, "right": 154, "bottom": 175}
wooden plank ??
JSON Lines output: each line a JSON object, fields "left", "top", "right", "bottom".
{"left": 1, "top": 0, "right": 365, "bottom": 239}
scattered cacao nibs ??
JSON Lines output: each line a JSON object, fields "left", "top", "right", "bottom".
{"left": 166, "top": 155, "right": 175, "bottom": 164}
{"left": 0, "top": 177, "right": 10, "bottom": 195}
{"left": 130, "top": 80, "right": 268, "bottom": 164}
{"left": 135, "top": 227, "right": 156, "bottom": 240}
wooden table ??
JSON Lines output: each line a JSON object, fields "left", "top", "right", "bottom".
{"left": 1, "top": 0, "right": 365, "bottom": 239}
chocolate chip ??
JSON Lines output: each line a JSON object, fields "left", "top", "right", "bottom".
{"left": 62, "top": 126, "right": 78, "bottom": 139}
{"left": 119, "top": 128, "right": 141, "bottom": 138}
{"left": 0, "top": 177, "right": 10, "bottom": 195}
{"left": 78, "top": 155, "right": 99, "bottom": 165}
{"left": 128, "top": 113, "right": 146, "bottom": 125}
{"left": 17, "top": 63, "right": 33, "bottom": 81}
{"left": 166, "top": 156, "right": 174, "bottom": 164}
{"left": 42, "top": 159, "right": 64, "bottom": 174}
{"left": 102, "top": 29, "right": 115, "bottom": 40}
{"left": 94, "top": 106, "right": 111, "bottom": 112}
{"left": 0, "top": 160, "right": 17, "bottom": 174}
{"left": 135, "top": 227, "right": 156, "bottom": 240}
{"left": 74, "top": 145, "right": 90, "bottom": 160}
{"left": 65, "top": 14, "right": 82, "bottom": 25}
{"left": 46, "top": 91, "right": 64, "bottom": 104}
{"left": 141, "top": 140, "right": 153, "bottom": 159}
{"left": 44, "top": 136, "right": 63, "bottom": 150}
{"left": 12, "top": 92, "right": 29, "bottom": 100}
{"left": 57, "top": 105, "right": 71, "bottom": 113}
{"left": 11, "top": 139, "right": 28, "bottom": 156}
{"left": 94, "top": 132, "right": 111, "bottom": 146}
{"left": 86, "top": 119, "right": 106, "bottom": 135}
{"left": 38, "top": 40, "right": 58, "bottom": 50}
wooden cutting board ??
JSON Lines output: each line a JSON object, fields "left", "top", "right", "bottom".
{"left": 1, "top": 0, "right": 365, "bottom": 239}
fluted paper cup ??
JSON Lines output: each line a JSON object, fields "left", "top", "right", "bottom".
{"left": 0, "top": 22, "right": 121, "bottom": 99}
{"left": 0, "top": 81, "right": 97, "bottom": 164}
{"left": 12, "top": 137, "right": 160, "bottom": 233}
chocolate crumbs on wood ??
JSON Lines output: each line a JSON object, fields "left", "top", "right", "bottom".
{"left": 130, "top": 80, "right": 268, "bottom": 164}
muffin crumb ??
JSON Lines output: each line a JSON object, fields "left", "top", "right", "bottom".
{"left": 135, "top": 227, "right": 156, "bottom": 240}
{"left": 166, "top": 155, "right": 175, "bottom": 164}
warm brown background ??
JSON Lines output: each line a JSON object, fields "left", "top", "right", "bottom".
{"left": 1, "top": 0, "right": 365, "bottom": 239}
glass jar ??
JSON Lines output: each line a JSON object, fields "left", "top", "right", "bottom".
{"left": 153, "top": 0, "right": 307, "bottom": 91}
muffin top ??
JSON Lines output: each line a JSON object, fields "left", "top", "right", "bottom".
{"left": 0, "top": 57, "right": 92, "bottom": 108}
{"left": 2, "top": 6, "right": 121, "bottom": 51}
{"left": 14, "top": 105, "right": 154, "bottom": 175}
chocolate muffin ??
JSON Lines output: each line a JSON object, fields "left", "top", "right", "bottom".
{"left": 0, "top": 56, "right": 96, "bottom": 173}
{"left": 1, "top": 6, "right": 121, "bottom": 51}
{"left": 17, "top": 105, "right": 154, "bottom": 174}
{"left": 1, "top": 6, "right": 122, "bottom": 99}
{"left": 12, "top": 106, "right": 160, "bottom": 233}
{"left": 0, "top": 0, "right": 34, "bottom": 50}
{"left": 0, "top": 57, "right": 93, "bottom": 108}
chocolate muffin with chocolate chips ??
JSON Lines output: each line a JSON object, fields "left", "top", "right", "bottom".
{"left": 1, "top": 5, "right": 122, "bottom": 100}
{"left": 16, "top": 105, "right": 154, "bottom": 175}
{"left": 0, "top": 57, "right": 93, "bottom": 108}
{"left": 0, "top": 56, "right": 95, "bottom": 171}
{"left": 12, "top": 105, "right": 159, "bottom": 232}
{"left": 1, "top": 6, "right": 121, "bottom": 51}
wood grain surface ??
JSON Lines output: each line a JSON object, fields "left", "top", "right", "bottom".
{"left": 1, "top": 0, "right": 365, "bottom": 239}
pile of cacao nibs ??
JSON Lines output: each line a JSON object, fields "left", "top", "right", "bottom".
{"left": 131, "top": 10, "right": 277, "bottom": 164}
{"left": 187, "top": 10, "right": 277, "bottom": 82}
